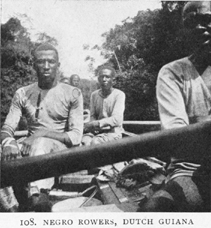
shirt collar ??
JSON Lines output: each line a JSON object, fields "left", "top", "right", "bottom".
{"left": 189, "top": 54, "right": 211, "bottom": 75}
{"left": 98, "top": 88, "right": 114, "bottom": 98}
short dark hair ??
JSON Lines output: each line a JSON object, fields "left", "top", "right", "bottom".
{"left": 98, "top": 65, "right": 116, "bottom": 78}
{"left": 33, "top": 43, "right": 59, "bottom": 60}
{"left": 70, "top": 74, "right": 80, "bottom": 82}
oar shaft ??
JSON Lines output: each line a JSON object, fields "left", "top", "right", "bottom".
{"left": 1, "top": 121, "right": 211, "bottom": 187}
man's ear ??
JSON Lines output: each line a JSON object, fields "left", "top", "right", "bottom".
{"left": 58, "top": 62, "right": 61, "bottom": 68}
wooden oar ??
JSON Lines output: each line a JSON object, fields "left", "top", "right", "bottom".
{"left": 1, "top": 121, "right": 211, "bottom": 187}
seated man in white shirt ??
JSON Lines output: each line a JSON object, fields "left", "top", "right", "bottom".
{"left": 0, "top": 43, "right": 83, "bottom": 211}
{"left": 82, "top": 66, "right": 125, "bottom": 146}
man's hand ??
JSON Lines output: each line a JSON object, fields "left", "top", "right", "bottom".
{"left": 84, "top": 121, "right": 100, "bottom": 133}
{"left": 20, "top": 135, "right": 36, "bottom": 157}
{"left": 1, "top": 138, "right": 20, "bottom": 161}
{"left": 20, "top": 129, "right": 49, "bottom": 156}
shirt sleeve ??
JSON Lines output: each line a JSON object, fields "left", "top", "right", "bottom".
{"left": 156, "top": 67, "right": 189, "bottom": 130}
{"left": 66, "top": 88, "right": 84, "bottom": 145}
{"left": 99, "top": 91, "right": 125, "bottom": 128}
{"left": 1, "top": 90, "right": 23, "bottom": 137}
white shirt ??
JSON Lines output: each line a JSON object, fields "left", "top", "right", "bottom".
{"left": 157, "top": 57, "right": 211, "bottom": 179}
{"left": 90, "top": 88, "right": 125, "bottom": 135}
{"left": 2, "top": 82, "right": 83, "bottom": 146}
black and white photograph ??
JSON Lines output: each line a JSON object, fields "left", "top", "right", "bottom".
{"left": 0, "top": 0, "right": 211, "bottom": 227}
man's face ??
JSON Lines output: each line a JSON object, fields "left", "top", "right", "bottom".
{"left": 193, "top": 13, "right": 211, "bottom": 51}
{"left": 185, "top": 2, "right": 211, "bottom": 62}
{"left": 34, "top": 50, "right": 60, "bottom": 88}
{"left": 71, "top": 76, "right": 80, "bottom": 87}
{"left": 98, "top": 69, "right": 113, "bottom": 90}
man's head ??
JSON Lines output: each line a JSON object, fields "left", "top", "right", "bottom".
{"left": 60, "top": 77, "right": 70, "bottom": 85}
{"left": 33, "top": 43, "right": 60, "bottom": 89}
{"left": 183, "top": 1, "right": 211, "bottom": 62}
{"left": 70, "top": 74, "right": 80, "bottom": 87}
{"left": 98, "top": 65, "right": 116, "bottom": 91}
{"left": 183, "top": 2, "right": 211, "bottom": 20}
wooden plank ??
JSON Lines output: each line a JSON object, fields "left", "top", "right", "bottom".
{"left": 109, "top": 182, "right": 129, "bottom": 203}
{"left": 97, "top": 181, "right": 120, "bottom": 205}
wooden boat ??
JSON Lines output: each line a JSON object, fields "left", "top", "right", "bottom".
{"left": 1, "top": 120, "right": 211, "bottom": 212}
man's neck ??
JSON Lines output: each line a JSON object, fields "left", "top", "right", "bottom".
{"left": 190, "top": 52, "right": 211, "bottom": 75}
{"left": 38, "top": 80, "right": 57, "bottom": 90}
{"left": 101, "top": 87, "right": 113, "bottom": 97}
